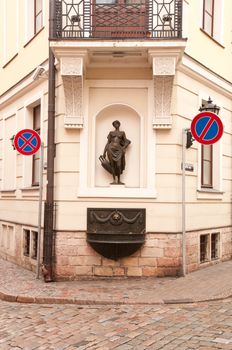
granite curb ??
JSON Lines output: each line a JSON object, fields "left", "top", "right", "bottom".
{"left": 1, "top": 290, "right": 232, "bottom": 306}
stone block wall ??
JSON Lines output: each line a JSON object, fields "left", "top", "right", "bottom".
{"left": 0, "top": 224, "right": 231, "bottom": 280}
{"left": 221, "top": 227, "right": 232, "bottom": 261}
{"left": 0, "top": 223, "right": 40, "bottom": 273}
{"left": 186, "top": 227, "right": 232, "bottom": 273}
{"left": 54, "top": 231, "right": 183, "bottom": 280}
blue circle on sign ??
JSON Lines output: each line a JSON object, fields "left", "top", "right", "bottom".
{"left": 195, "top": 117, "right": 219, "bottom": 141}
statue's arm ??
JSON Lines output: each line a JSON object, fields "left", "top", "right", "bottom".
{"left": 122, "top": 132, "right": 131, "bottom": 150}
{"left": 103, "top": 133, "right": 111, "bottom": 157}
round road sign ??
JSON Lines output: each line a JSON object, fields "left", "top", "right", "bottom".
{"left": 14, "top": 129, "right": 41, "bottom": 155}
{"left": 190, "top": 111, "right": 223, "bottom": 145}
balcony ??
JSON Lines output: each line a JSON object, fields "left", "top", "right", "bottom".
{"left": 53, "top": 0, "right": 182, "bottom": 40}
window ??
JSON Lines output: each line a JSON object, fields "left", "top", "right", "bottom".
{"left": 31, "top": 231, "right": 38, "bottom": 260}
{"left": 200, "top": 234, "right": 209, "bottom": 263}
{"left": 23, "top": 99, "right": 42, "bottom": 189}
{"left": 32, "top": 105, "right": 41, "bottom": 186}
{"left": 202, "top": 0, "right": 224, "bottom": 42}
{"left": 200, "top": 233, "right": 220, "bottom": 263}
{"left": 198, "top": 98, "right": 222, "bottom": 192}
{"left": 203, "top": 0, "right": 214, "bottom": 36}
{"left": 23, "top": 228, "right": 38, "bottom": 260}
{"left": 201, "top": 145, "right": 213, "bottom": 188}
{"left": 35, "top": 0, "right": 43, "bottom": 34}
{"left": 0, "top": 224, "right": 15, "bottom": 254}
{"left": 23, "top": 229, "right": 30, "bottom": 256}
{"left": 211, "top": 233, "right": 219, "bottom": 259}
{"left": 25, "top": 0, "right": 43, "bottom": 42}
{"left": 1, "top": 225, "right": 8, "bottom": 249}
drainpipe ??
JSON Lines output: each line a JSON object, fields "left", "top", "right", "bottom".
{"left": 182, "top": 128, "right": 187, "bottom": 277}
{"left": 42, "top": 0, "right": 56, "bottom": 282}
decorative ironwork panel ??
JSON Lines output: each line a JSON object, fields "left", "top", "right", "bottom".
{"left": 151, "top": 0, "right": 182, "bottom": 38}
{"left": 54, "top": 0, "right": 182, "bottom": 39}
{"left": 87, "top": 208, "right": 146, "bottom": 260}
{"left": 43, "top": 202, "right": 55, "bottom": 265}
{"left": 88, "top": 208, "right": 145, "bottom": 234}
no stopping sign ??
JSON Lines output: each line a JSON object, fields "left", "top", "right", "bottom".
{"left": 14, "top": 129, "right": 41, "bottom": 155}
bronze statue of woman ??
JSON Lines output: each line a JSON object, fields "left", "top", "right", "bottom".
{"left": 99, "top": 120, "right": 131, "bottom": 185}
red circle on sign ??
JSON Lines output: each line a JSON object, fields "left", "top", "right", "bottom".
{"left": 14, "top": 129, "right": 41, "bottom": 155}
{"left": 191, "top": 111, "right": 223, "bottom": 145}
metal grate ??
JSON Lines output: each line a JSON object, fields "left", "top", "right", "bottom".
{"left": 54, "top": 0, "right": 182, "bottom": 39}
{"left": 31, "top": 231, "right": 38, "bottom": 260}
{"left": 211, "top": 233, "right": 219, "bottom": 260}
{"left": 23, "top": 229, "right": 30, "bottom": 257}
{"left": 43, "top": 203, "right": 55, "bottom": 266}
{"left": 200, "top": 234, "right": 209, "bottom": 263}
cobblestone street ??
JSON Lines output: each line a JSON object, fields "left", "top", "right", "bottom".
{"left": 1, "top": 298, "right": 232, "bottom": 350}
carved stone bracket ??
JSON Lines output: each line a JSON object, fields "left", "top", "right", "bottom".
{"left": 60, "top": 56, "right": 85, "bottom": 128}
{"left": 151, "top": 56, "right": 176, "bottom": 129}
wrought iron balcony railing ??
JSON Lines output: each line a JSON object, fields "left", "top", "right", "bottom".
{"left": 54, "top": 0, "right": 182, "bottom": 40}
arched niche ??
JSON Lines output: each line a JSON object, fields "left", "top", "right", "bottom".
{"left": 95, "top": 104, "right": 141, "bottom": 188}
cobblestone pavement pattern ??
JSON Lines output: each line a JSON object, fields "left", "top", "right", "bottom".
{"left": 1, "top": 259, "right": 232, "bottom": 304}
{"left": 1, "top": 298, "right": 232, "bottom": 350}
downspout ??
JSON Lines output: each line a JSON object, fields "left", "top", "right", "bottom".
{"left": 42, "top": 0, "right": 56, "bottom": 282}
{"left": 182, "top": 129, "right": 187, "bottom": 277}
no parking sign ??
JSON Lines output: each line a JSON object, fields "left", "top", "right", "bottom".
{"left": 191, "top": 111, "right": 223, "bottom": 145}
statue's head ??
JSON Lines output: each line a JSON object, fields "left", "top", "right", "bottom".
{"left": 112, "top": 120, "right": 120, "bottom": 128}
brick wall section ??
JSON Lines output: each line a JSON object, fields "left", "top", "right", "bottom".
{"left": 186, "top": 227, "right": 232, "bottom": 273}
{"left": 54, "top": 232, "right": 183, "bottom": 280}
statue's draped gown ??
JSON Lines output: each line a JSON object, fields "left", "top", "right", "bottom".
{"left": 106, "top": 131, "right": 128, "bottom": 175}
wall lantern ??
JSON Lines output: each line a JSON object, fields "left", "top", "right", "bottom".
{"left": 199, "top": 97, "right": 220, "bottom": 115}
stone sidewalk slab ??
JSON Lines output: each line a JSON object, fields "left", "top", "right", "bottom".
{"left": 1, "top": 258, "right": 232, "bottom": 305}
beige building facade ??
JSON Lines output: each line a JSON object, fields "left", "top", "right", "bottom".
{"left": 0, "top": 0, "right": 232, "bottom": 280}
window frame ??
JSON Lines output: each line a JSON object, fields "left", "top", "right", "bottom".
{"left": 197, "top": 96, "right": 222, "bottom": 197}
{"left": 201, "top": 144, "right": 213, "bottom": 189}
{"left": 31, "top": 231, "right": 38, "bottom": 260}
{"left": 202, "top": 0, "right": 215, "bottom": 37}
{"left": 199, "top": 232, "right": 220, "bottom": 264}
{"left": 32, "top": 104, "right": 41, "bottom": 187}
{"left": 0, "top": 224, "right": 15, "bottom": 254}
{"left": 211, "top": 232, "right": 220, "bottom": 260}
{"left": 22, "top": 227, "right": 38, "bottom": 260}
{"left": 22, "top": 95, "right": 43, "bottom": 190}
{"left": 200, "top": 234, "right": 209, "bottom": 263}
{"left": 34, "top": 0, "right": 43, "bottom": 35}
{"left": 23, "top": 229, "right": 30, "bottom": 256}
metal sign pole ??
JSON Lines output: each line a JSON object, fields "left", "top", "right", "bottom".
{"left": 36, "top": 142, "right": 44, "bottom": 279}
{"left": 182, "top": 129, "right": 186, "bottom": 277}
